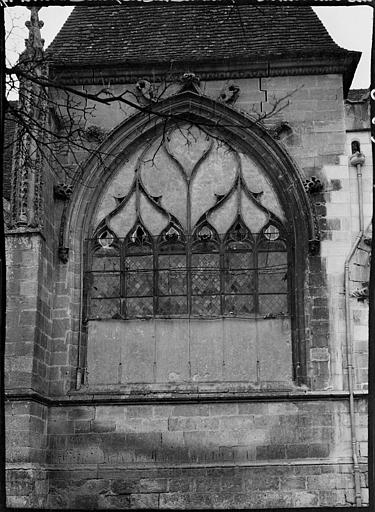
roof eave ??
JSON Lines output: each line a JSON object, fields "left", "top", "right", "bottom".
{"left": 48, "top": 51, "right": 362, "bottom": 96}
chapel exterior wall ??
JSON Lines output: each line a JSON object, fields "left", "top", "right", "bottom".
{"left": 5, "top": 71, "right": 370, "bottom": 508}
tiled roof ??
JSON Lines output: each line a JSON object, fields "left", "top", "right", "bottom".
{"left": 47, "top": 4, "right": 351, "bottom": 66}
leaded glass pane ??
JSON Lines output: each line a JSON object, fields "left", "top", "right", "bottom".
{"left": 191, "top": 295, "right": 221, "bottom": 316}
{"left": 258, "top": 270, "right": 287, "bottom": 294}
{"left": 258, "top": 251, "right": 287, "bottom": 293}
{"left": 125, "top": 255, "right": 153, "bottom": 297}
{"left": 191, "top": 254, "right": 220, "bottom": 295}
{"left": 258, "top": 294, "right": 288, "bottom": 316}
{"left": 158, "top": 255, "right": 187, "bottom": 296}
{"left": 192, "top": 253, "right": 220, "bottom": 268}
{"left": 89, "top": 298, "right": 121, "bottom": 319}
{"left": 158, "top": 296, "right": 187, "bottom": 315}
{"left": 258, "top": 239, "right": 287, "bottom": 252}
{"left": 126, "top": 297, "right": 154, "bottom": 318}
{"left": 225, "top": 253, "right": 254, "bottom": 293}
{"left": 92, "top": 248, "right": 120, "bottom": 271}
{"left": 90, "top": 273, "right": 120, "bottom": 298}
{"left": 192, "top": 271, "right": 220, "bottom": 295}
{"left": 224, "top": 295, "right": 254, "bottom": 315}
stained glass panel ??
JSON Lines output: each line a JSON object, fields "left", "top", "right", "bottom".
{"left": 88, "top": 298, "right": 121, "bottom": 319}
{"left": 158, "top": 255, "right": 187, "bottom": 296}
{"left": 125, "top": 255, "right": 153, "bottom": 297}
{"left": 224, "top": 295, "right": 254, "bottom": 315}
{"left": 158, "top": 296, "right": 187, "bottom": 315}
{"left": 192, "top": 271, "right": 220, "bottom": 295}
{"left": 92, "top": 247, "right": 120, "bottom": 271}
{"left": 258, "top": 294, "right": 288, "bottom": 316}
{"left": 126, "top": 272, "right": 153, "bottom": 297}
{"left": 191, "top": 253, "right": 220, "bottom": 296}
{"left": 258, "top": 270, "right": 287, "bottom": 294}
{"left": 90, "top": 273, "right": 120, "bottom": 298}
{"left": 126, "top": 297, "right": 154, "bottom": 318}
{"left": 225, "top": 252, "right": 254, "bottom": 294}
{"left": 191, "top": 295, "right": 221, "bottom": 316}
{"left": 258, "top": 251, "right": 287, "bottom": 294}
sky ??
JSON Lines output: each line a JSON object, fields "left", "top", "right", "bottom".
{"left": 5, "top": 5, "right": 373, "bottom": 90}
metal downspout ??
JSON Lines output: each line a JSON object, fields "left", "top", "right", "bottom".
{"left": 344, "top": 151, "right": 366, "bottom": 506}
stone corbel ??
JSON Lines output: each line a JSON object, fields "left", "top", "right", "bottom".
{"left": 219, "top": 83, "right": 240, "bottom": 105}
{"left": 303, "top": 177, "right": 324, "bottom": 195}
{"left": 58, "top": 246, "right": 69, "bottom": 264}
{"left": 135, "top": 79, "right": 156, "bottom": 103}
{"left": 54, "top": 183, "right": 73, "bottom": 201}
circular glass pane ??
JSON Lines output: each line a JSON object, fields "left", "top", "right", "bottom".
{"left": 98, "top": 231, "right": 114, "bottom": 248}
{"left": 264, "top": 225, "right": 280, "bottom": 241}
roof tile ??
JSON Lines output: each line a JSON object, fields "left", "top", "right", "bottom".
{"left": 47, "top": 4, "right": 350, "bottom": 67}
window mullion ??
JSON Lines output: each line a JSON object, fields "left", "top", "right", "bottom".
{"left": 153, "top": 239, "right": 158, "bottom": 317}
{"left": 187, "top": 233, "right": 192, "bottom": 316}
{"left": 121, "top": 242, "right": 126, "bottom": 319}
{"left": 254, "top": 243, "right": 259, "bottom": 315}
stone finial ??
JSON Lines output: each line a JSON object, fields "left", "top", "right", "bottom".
{"left": 178, "top": 73, "right": 202, "bottom": 94}
{"left": 180, "top": 73, "right": 200, "bottom": 85}
{"left": 25, "top": 7, "right": 45, "bottom": 56}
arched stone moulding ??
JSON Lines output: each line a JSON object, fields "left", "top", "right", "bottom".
{"left": 63, "top": 91, "right": 317, "bottom": 388}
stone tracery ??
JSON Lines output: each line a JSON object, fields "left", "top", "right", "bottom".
{"left": 86, "top": 125, "right": 289, "bottom": 320}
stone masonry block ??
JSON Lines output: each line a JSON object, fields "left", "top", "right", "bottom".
{"left": 168, "top": 417, "right": 219, "bottom": 431}
{"left": 126, "top": 405, "right": 153, "bottom": 418}
{"left": 171, "top": 404, "right": 209, "bottom": 417}
{"left": 208, "top": 403, "right": 238, "bottom": 416}
{"left": 256, "top": 444, "right": 286, "bottom": 460}
{"left": 310, "top": 348, "right": 330, "bottom": 362}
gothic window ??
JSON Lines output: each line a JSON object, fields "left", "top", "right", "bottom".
{"left": 85, "top": 127, "right": 290, "bottom": 322}
{"left": 84, "top": 125, "right": 296, "bottom": 387}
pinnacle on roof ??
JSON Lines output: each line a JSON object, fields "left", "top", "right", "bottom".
{"left": 24, "top": 7, "right": 44, "bottom": 59}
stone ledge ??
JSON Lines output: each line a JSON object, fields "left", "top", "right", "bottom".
{"left": 4, "top": 388, "right": 368, "bottom": 406}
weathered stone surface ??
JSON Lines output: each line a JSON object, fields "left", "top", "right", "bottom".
{"left": 4, "top": 16, "right": 370, "bottom": 506}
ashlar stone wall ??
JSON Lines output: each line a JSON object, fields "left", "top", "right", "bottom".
{"left": 5, "top": 72, "right": 369, "bottom": 508}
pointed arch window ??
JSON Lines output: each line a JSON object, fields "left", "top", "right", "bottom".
{"left": 85, "top": 125, "right": 291, "bottom": 322}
